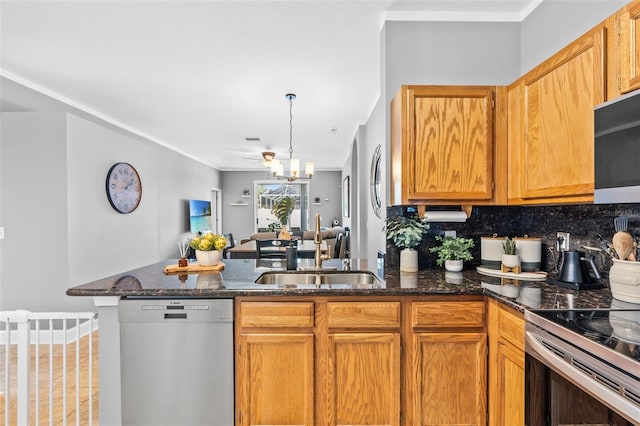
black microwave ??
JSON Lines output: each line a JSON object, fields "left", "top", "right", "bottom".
{"left": 594, "top": 89, "right": 640, "bottom": 204}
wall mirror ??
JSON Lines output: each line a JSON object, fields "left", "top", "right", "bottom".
{"left": 370, "top": 144, "right": 382, "bottom": 218}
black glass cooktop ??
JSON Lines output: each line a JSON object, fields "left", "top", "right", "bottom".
{"left": 532, "top": 307, "right": 640, "bottom": 364}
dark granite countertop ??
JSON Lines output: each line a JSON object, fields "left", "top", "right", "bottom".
{"left": 66, "top": 258, "right": 617, "bottom": 312}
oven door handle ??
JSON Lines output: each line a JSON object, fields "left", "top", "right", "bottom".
{"left": 525, "top": 329, "right": 640, "bottom": 423}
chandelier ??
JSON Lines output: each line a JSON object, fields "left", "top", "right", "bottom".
{"left": 270, "top": 93, "right": 314, "bottom": 181}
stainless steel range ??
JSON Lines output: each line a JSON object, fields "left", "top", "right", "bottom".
{"left": 525, "top": 302, "right": 640, "bottom": 425}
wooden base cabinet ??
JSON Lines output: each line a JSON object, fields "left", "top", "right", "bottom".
{"left": 237, "top": 333, "right": 315, "bottom": 426}
{"left": 235, "top": 301, "right": 316, "bottom": 426}
{"left": 409, "top": 333, "right": 487, "bottom": 425}
{"left": 326, "top": 333, "right": 401, "bottom": 426}
{"left": 487, "top": 299, "right": 525, "bottom": 426}
{"left": 406, "top": 300, "right": 487, "bottom": 425}
{"left": 325, "top": 301, "right": 402, "bottom": 426}
{"left": 236, "top": 297, "right": 488, "bottom": 426}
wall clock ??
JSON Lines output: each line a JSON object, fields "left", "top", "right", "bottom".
{"left": 105, "top": 162, "right": 142, "bottom": 214}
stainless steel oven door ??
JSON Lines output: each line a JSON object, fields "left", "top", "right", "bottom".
{"left": 525, "top": 320, "right": 640, "bottom": 424}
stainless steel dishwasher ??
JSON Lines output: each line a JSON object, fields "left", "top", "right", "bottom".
{"left": 119, "top": 299, "right": 234, "bottom": 426}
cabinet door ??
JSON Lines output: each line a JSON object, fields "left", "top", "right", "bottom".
{"left": 326, "top": 333, "right": 401, "bottom": 426}
{"left": 488, "top": 299, "right": 525, "bottom": 426}
{"left": 391, "top": 86, "right": 494, "bottom": 204}
{"left": 236, "top": 333, "right": 314, "bottom": 426}
{"left": 410, "top": 332, "right": 487, "bottom": 426}
{"left": 510, "top": 27, "right": 606, "bottom": 204}
{"left": 493, "top": 341, "right": 524, "bottom": 426}
{"left": 619, "top": 2, "right": 640, "bottom": 93}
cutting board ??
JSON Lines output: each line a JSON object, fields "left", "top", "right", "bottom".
{"left": 163, "top": 262, "right": 225, "bottom": 275}
{"left": 476, "top": 265, "right": 547, "bottom": 281}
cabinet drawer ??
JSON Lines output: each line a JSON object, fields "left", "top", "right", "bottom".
{"left": 412, "top": 301, "right": 485, "bottom": 328}
{"left": 327, "top": 301, "right": 401, "bottom": 329}
{"left": 498, "top": 306, "right": 524, "bottom": 351}
{"left": 240, "top": 302, "right": 314, "bottom": 328}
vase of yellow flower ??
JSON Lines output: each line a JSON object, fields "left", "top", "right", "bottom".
{"left": 189, "top": 232, "right": 227, "bottom": 266}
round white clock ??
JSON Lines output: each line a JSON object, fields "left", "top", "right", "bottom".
{"left": 105, "top": 162, "right": 142, "bottom": 214}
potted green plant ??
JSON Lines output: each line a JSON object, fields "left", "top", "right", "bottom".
{"left": 385, "top": 214, "right": 430, "bottom": 272}
{"left": 501, "top": 236, "right": 520, "bottom": 271}
{"left": 429, "top": 235, "right": 475, "bottom": 272}
{"left": 271, "top": 196, "right": 295, "bottom": 239}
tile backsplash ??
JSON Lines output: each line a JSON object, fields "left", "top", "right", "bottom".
{"left": 385, "top": 203, "right": 640, "bottom": 276}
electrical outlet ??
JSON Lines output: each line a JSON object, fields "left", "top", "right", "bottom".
{"left": 0, "top": 226, "right": 4, "bottom": 240}
{"left": 557, "top": 232, "right": 570, "bottom": 251}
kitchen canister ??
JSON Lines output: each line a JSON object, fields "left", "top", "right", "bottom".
{"left": 514, "top": 236, "right": 542, "bottom": 272}
{"left": 481, "top": 235, "right": 504, "bottom": 269}
{"left": 609, "top": 258, "right": 640, "bottom": 303}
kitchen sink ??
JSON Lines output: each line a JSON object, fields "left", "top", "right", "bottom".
{"left": 255, "top": 271, "right": 381, "bottom": 288}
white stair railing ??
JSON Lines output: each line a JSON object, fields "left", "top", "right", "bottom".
{"left": 1, "top": 310, "right": 98, "bottom": 426}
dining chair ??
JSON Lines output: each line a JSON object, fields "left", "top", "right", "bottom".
{"left": 338, "top": 231, "right": 350, "bottom": 259}
{"left": 223, "top": 233, "right": 235, "bottom": 259}
{"left": 333, "top": 233, "right": 343, "bottom": 258}
{"left": 255, "top": 239, "right": 289, "bottom": 259}
{"left": 292, "top": 229, "right": 304, "bottom": 241}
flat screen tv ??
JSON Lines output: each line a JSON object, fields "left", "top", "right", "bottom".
{"left": 189, "top": 199, "right": 212, "bottom": 233}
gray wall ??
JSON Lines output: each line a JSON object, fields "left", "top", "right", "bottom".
{"left": 384, "top": 20, "right": 521, "bottom": 101}
{"left": 520, "top": 0, "right": 627, "bottom": 74}
{"left": 220, "top": 170, "right": 342, "bottom": 244}
{"left": 364, "top": 19, "right": 522, "bottom": 258}
{"left": 368, "top": 1, "right": 628, "bottom": 260}
{"left": 1, "top": 79, "right": 221, "bottom": 312}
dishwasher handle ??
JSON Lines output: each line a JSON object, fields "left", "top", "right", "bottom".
{"left": 164, "top": 313, "right": 188, "bottom": 319}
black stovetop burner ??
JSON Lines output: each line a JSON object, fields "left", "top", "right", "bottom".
{"left": 533, "top": 309, "right": 640, "bottom": 363}
{"left": 545, "top": 276, "right": 606, "bottom": 291}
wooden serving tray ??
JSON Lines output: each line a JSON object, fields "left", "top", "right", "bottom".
{"left": 476, "top": 265, "right": 547, "bottom": 281}
{"left": 163, "top": 262, "right": 225, "bottom": 275}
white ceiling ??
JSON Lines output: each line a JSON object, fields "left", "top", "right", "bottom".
{"left": 0, "top": 1, "right": 541, "bottom": 171}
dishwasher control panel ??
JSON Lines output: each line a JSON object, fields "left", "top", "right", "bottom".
{"left": 119, "top": 299, "right": 233, "bottom": 322}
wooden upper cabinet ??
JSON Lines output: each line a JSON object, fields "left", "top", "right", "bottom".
{"left": 618, "top": 0, "right": 640, "bottom": 94}
{"left": 508, "top": 26, "right": 606, "bottom": 204}
{"left": 391, "top": 85, "right": 501, "bottom": 205}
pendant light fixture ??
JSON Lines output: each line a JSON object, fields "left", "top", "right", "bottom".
{"left": 270, "top": 93, "right": 314, "bottom": 181}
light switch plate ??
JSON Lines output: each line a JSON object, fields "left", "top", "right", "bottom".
{"left": 0, "top": 226, "right": 4, "bottom": 240}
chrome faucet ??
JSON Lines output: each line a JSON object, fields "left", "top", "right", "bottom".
{"left": 314, "top": 213, "right": 331, "bottom": 269}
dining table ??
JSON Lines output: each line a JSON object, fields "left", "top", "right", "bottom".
{"left": 227, "top": 239, "right": 328, "bottom": 259}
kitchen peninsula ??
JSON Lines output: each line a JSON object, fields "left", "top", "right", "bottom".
{"left": 67, "top": 258, "right": 619, "bottom": 426}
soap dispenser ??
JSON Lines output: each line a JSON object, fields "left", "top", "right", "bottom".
{"left": 286, "top": 240, "right": 298, "bottom": 270}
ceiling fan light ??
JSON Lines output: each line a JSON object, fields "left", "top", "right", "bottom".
{"left": 262, "top": 151, "right": 275, "bottom": 161}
